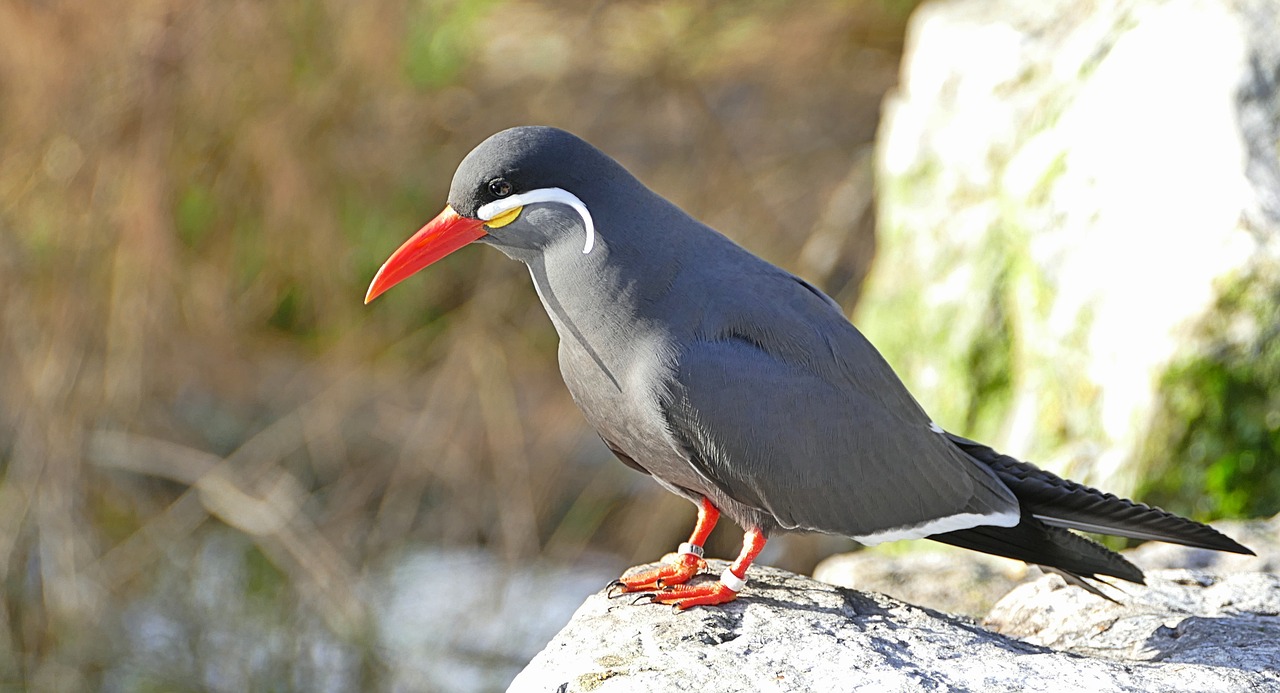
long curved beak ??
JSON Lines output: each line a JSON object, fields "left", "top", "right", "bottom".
{"left": 364, "top": 206, "right": 487, "bottom": 304}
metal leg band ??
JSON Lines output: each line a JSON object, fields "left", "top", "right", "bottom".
{"left": 677, "top": 542, "right": 705, "bottom": 558}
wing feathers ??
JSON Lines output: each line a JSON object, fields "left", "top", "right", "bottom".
{"left": 931, "top": 513, "right": 1146, "bottom": 584}
{"left": 947, "top": 433, "right": 1254, "bottom": 556}
{"left": 662, "top": 337, "right": 1020, "bottom": 538}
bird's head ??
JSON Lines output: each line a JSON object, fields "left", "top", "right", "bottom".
{"left": 365, "top": 126, "right": 614, "bottom": 304}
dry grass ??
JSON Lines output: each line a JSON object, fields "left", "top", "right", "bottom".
{"left": 0, "top": 0, "right": 907, "bottom": 687}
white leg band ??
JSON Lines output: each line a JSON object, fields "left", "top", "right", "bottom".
{"left": 719, "top": 568, "right": 746, "bottom": 592}
{"left": 677, "top": 542, "right": 704, "bottom": 558}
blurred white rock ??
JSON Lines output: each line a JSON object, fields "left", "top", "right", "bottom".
{"left": 863, "top": 0, "right": 1280, "bottom": 494}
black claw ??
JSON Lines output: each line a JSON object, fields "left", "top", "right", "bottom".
{"left": 631, "top": 593, "right": 658, "bottom": 606}
{"left": 605, "top": 580, "right": 628, "bottom": 599}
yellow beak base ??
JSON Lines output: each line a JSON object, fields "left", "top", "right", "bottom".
{"left": 485, "top": 206, "right": 522, "bottom": 229}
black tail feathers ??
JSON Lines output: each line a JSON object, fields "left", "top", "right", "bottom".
{"left": 931, "top": 512, "right": 1146, "bottom": 584}
{"left": 929, "top": 433, "right": 1253, "bottom": 588}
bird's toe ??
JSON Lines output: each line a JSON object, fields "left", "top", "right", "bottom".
{"left": 657, "top": 581, "right": 739, "bottom": 611}
{"left": 608, "top": 553, "right": 706, "bottom": 594}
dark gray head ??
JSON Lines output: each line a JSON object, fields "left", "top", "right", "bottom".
{"left": 447, "top": 127, "right": 623, "bottom": 217}
{"left": 447, "top": 126, "right": 642, "bottom": 259}
{"left": 364, "top": 126, "right": 643, "bottom": 302}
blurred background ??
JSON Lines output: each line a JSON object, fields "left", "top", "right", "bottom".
{"left": 1, "top": 0, "right": 1276, "bottom": 691}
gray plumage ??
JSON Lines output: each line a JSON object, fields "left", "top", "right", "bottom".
{"left": 434, "top": 126, "right": 1253, "bottom": 585}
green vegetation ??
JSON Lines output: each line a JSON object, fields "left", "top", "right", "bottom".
{"left": 960, "top": 262, "right": 1017, "bottom": 437}
{"left": 1138, "top": 269, "right": 1280, "bottom": 520}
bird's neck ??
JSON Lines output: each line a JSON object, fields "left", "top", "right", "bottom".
{"left": 523, "top": 203, "right": 706, "bottom": 389}
{"left": 527, "top": 230, "right": 673, "bottom": 337}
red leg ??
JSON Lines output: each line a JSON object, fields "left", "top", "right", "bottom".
{"left": 610, "top": 497, "right": 720, "bottom": 594}
{"left": 651, "top": 526, "right": 767, "bottom": 610}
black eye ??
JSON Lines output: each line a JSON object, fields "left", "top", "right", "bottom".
{"left": 488, "top": 178, "right": 513, "bottom": 198}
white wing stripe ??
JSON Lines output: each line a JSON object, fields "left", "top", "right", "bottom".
{"left": 853, "top": 509, "right": 1020, "bottom": 545}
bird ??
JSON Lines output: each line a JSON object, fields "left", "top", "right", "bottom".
{"left": 364, "top": 126, "right": 1253, "bottom": 610}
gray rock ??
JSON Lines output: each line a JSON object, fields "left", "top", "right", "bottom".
{"left": 510, "top": 561, "right": 1280, "bottom": 692}
{"left": 812, "top": 546, "right": 1032, "bottom": 618}
{"left": 987, "top": 570, "right": 1280, "bottom": 671}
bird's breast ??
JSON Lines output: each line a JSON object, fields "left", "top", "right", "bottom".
{"left": 557, "top": 332, "right": 708, "bottom": 495}
{"left": 527, "top": 248, "right": 713, "bottom": 493}
{"left": 557, "top": 332, "right": 667, "bottom": 445}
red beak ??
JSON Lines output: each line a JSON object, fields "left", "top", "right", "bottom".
{"left": 364, "top": 206, "right": 487, "bottom": 304}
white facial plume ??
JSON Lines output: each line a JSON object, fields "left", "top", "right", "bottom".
{"left": 476, "top": 187, "right": 596, "bottom": 254}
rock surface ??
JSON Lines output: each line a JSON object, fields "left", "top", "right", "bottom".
{"left": 987, "top": 570, "right": 1280, "bottom": 670}
{"left": 812, "top": 545, "right": 1031, "bottom": 618}
{"left": 509, "top": 560, "right": 1280, "bottom": 692}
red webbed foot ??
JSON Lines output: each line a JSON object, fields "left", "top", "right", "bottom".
{"left": 608, "top": 497, "right": 721, "bottom": 597}
{"left": 638, "top": 527, "right": 765, "bottom": 611}
{"left": 607, "top": 551, "right": 706, "bottom": 595}
{"left": 607, "top": 501, "right": 766, "bottom": 612}
{"left": 651, "top": 568, "right": 744, "bottom": 610}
